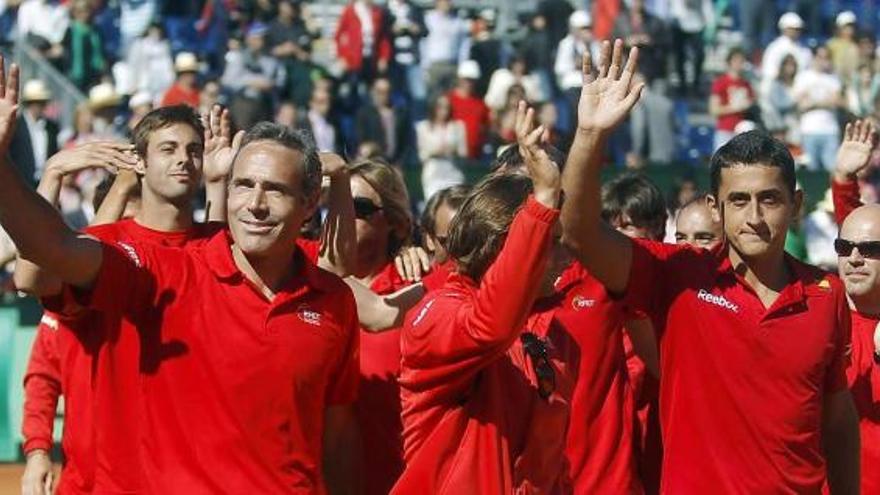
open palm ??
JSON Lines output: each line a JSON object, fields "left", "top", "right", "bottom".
{"left": 835, "top": 119, "right": 876, "bottom": 180}
{"left": 202, "top": 105, "right": 243, "bottom": 183}
{"left": 576, "top": 40, "right": 645, "bottom": 133}
{"left": 0, "top": 56, "right": 19, "bottom": 153}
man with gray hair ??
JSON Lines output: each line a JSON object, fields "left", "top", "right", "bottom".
{"left": 0, "top": 57, "right": 359, "bottom": 494}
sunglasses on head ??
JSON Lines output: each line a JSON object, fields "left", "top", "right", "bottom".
{"left": 353, "top": 197, "right": 383, "bottom": 220}
{"left": 834, "top": 238, "right": 880, "bottom": 258}
{"left": 521, "top": 332, "right": 556, "bottom": 400}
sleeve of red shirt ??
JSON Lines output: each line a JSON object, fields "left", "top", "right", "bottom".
{"left": 831, "top": 178, "right": 862, "bottom": 226}
{"left": 324, "top": 284, "right": 360, "bottom": 405}
{"left": 21, "top": 316, "right": 62, "bottom": 454}
{"left": 402, "top": 196, "right": 559, "bottom": 392}
{"left": 622, "top": 239, "right": 690, "bottom": 331}
{"left": 710, "top": 76, "right": 724, "bottom": 98}
{"left": 826, "top": 282, "right": 853, "bottom": 394}
{"left": 375, "top": 8, "right": 392, "bottom": 62}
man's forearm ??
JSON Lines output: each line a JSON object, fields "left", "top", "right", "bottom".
{"left": 560, "top": 128, "right": 607, "bottom": 254}
{"left": 318, "top": 172, "right": 356, "bottom": 277}
{"left": 204, "top": 179, "right": 228, "bottom": 223}
{"left": 0, "top": 156, "right": 100, "bottom": 287}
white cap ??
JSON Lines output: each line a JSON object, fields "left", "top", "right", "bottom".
{"left": 836, "top": 11, "right": 857, "bottom": 27}
{"left": 457, "top": 60, "right": 481, "bottom": 80}
{"left": 569, "top": 10, "right": 592, "bottom": 29}
{"left": 21, "top": 80, "right": 51, "bottom": 103}
{"left": 479, "top": 8, "right": 496, "bottom": 24}
{"left": 778, "top": 12, "right": 804, "bottom": 30}
{"left": 128, "top": 91, "right": 153, "bottom": 110}
{"left": 734, "top": 120, "right": 757, "bottom": 135}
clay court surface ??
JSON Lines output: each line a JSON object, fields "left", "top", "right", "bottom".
{"left": 0, "top": 464, "right": 24, "bottom": 493}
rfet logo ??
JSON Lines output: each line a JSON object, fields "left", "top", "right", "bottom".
{"left": 297, "top": 304, "right": 322, "bottom": 326}
{"left": 571, "top": 295, "right": 596, "bottom": 310}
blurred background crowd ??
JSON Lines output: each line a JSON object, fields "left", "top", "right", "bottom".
{"left": 0, "top": 0, "right": 878, "bottom": 284}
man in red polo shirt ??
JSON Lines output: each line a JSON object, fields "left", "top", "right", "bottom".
{"left": 0, "top": 61, "right": 356, "bottom": 492}
{"left": 561, "top": 40, "right": 859, "bottom": 493}
{"left": 17, "top": 104, "right": 228, "bottom": 494}
{"left": 825, "top": 119, "right": 880, "bottom": 493}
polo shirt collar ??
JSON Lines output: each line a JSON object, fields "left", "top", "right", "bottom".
{"left": 714, "top": 243, "right": 831, "bottom": 313}
{"left": 202, "top": 229, "right": 331, "bottom": 294}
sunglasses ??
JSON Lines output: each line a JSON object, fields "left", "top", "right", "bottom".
{"left": 834, "top": 238, "right": 880, "bottom": 259}
{"left": 353, "top": 197, "right": 383, "bottom": 220}
{"left": 521, "top": 332, "right": 556, "bottom": 400}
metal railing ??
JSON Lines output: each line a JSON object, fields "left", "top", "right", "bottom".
{"left": 13, "top": 41, "right": 86, "bottom": 133}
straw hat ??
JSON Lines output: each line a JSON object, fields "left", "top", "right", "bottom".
{"left": 21, "top": 80, "right": 52, "bottom": 103}
{"left": 88, "top": 82, "right": 121, "bottom": 110}
{"left": 174, "top": 52, "right": 200, "bottom": 74}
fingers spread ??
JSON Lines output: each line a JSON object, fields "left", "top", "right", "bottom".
{"left": 608, "top": 39, "right": 624, "bottom": 80}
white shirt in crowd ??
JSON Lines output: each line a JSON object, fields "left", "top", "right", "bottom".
{"left": 17, "top": 0, "right": 69, "bottom": 45}
{"left": 803, "top": 208, "right": 839, "bottom": 270}
{"left": 484, "top": 69, "right": 546, "bottom": 111}
{"left": 761, "top": 35, "right": 812, "bottom": 90}
{"left": 22, "top": 110, "right": 48, "bottom": 181}
{"left": 309, "top": 110, "right": 337, "bottom": 153}
{"left": 354, "top": 0, "right": 375, "bottom": 58}
{"left": 416, "top": 119, "right": 467, "bottom": 199}
{"left": 421, "top": 8, "right": 467, "bottom": 66}
{"left": 555, "top": 35, "right": 598, "bottom": 90}
{"left": 792, "top": 69, "right": 842, "bottom": 135}
{"left": 670, "top": 0, "right": 715, "bottom": 33}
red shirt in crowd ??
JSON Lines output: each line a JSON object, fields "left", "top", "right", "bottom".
{"left": 625, "top": 239, "right": 851, "bottom": 493}
{"left": 392, "top": 197, "right": 572, "bottom": 494}
{"left": 48, "top": 229, "right": 358, "bottom": 494}
{"left": 832, "top": 178, "right": 861, "bottom": 226}
{"left": 23, "top": 219, "right": 218, "bottom": 494}
{"left": 447, "top": 90, "right": 490, "bottom": 159}
{"left": 161, "top": 83, "right": 200, "bottom": 108}
{"left": 334, "top": 2, "right": 391, "bottom": 72}
{"left": 710, "top": 73, "right": 754, "bottom": 132}
{"left": 355, "top": 262, "right": 411, "bottom": 495}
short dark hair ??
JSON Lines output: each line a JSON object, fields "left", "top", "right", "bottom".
{"left": 236, "top": 122, "right": 323, "bottom": 196}
{"left": 490, "top": 144, "right": 566, "bottom": 174}
{"left": 132, "top": 105, "right": 204, "bottom": 158}
{"left": 709, "top": 130, "right": 796, "bottom": 197}
{"left": 601, "top": 173, "right": 667, "bottom": 237}
{"left": 446, "top": 173, "right": 532, "bottom": 281}
{"left": 726, "top": 46, "right": 746, "bottom": 64}
{"left": 421, "top": 184, "right": 471, "bottom": 237}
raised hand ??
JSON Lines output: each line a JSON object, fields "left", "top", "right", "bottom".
{"left": 319, "top": 152, "right": 349, "bottom": 179}
{"left": 514, "top": 100, "right": 560, "bottom": 208}
{"left": 834, "top": 119, "right": 876, "bottom": 182}
{"left": 394, "top": 245, "right": 432, "bottom": 282}
{"left": 0, "top": 56, "right": 19, "bottom": 153}
{"left": 44, "top": 141, "right": 139, "bottom": 178}
{"left": 576, "top": 39, "right": 645, "bottom": 133}
{"left": 202, "top": 104, "right": 244, "bottom": 183}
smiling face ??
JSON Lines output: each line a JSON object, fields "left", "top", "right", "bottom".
{"left": 708, "top": 164, "right": 800, "bottom": 263}
{"left": 838, "top": 205, "right": 880, "bottom": 302}
{"left": 227, "top": 141, "right": 318, "bottom": 260}
{"left": 141, "top": 123, "right": 204, "bottom": 206}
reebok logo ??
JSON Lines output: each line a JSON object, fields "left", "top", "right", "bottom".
{"left": 696, "top": 289, "right": 739, "bottom": 313}
{"left": 412, "top": 299, "right": 435, "bottom": 327}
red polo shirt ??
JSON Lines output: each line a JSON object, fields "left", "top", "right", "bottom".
{"left": 625, "top": 239, "right": 851, "bottom": 493}
{"left": 555, "top": 263, "right": 641, "bottom": 494}
{"left": 356, "top": 262, "right": 411, "bottom": 495}
{"left": 847, "top": 311, "right": 880, "bottom": 494}
{"left": 24, "top": 219, "right": 218, "bottom": 494}
{"left": 57, "top": 229, "right": 358, "bottom": 494}
{"left": 392, "top": 197, "right": 570, "bottom": 494}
